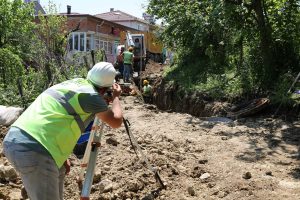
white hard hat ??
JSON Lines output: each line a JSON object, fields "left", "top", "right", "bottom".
{"left": 87, "top": 62, "right": 116, "bottom": 87}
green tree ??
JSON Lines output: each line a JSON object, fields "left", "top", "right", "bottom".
{"left": 0, "top": 0, "right": 86, "bottom": 106}
{"left": 34, "top": 2, "right": 69, "bottom": 87}
{"left": 0, "top": 48, "right": 23, "bottom": 88}
{"left": 0, "top": 0, "right": 37, "bottom": 61}
{"left": 148, "top": 0, "right": 300, "bottom": 95}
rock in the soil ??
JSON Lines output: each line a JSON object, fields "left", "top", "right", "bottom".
{"left": 0, "top": 165, "right": 18, "bottom": 181}
{"left": 176, "top": 165, "right": 187, "bottom": 173}
{"left": 279, "top": 180, "right": 300, "bottom": 189}
{"left": 141, "top": 193, "right": 155, "bottom": 200}
{"left": 265, "top": 171, "right": 273, "bottom": 176}
{"left": 145, "top": 105, "right": 156, "bottom": 110}
{"left": 106, "top": 137, "right": 119, "bottom": 146}
{"left": 198, "top": 159, "right": 208, "bottom": 164}
{"left": 99, "top": 179, "right": 113, "bottom": 193}
{"left": 127, "top": 180, "right": 144, "bottom": 192}
{"left": 200, "top": 172, "right": 210, "bottom": 180}
{"left": 97, "top": 193, "right": 112, "bottom": 200}
{"left": 207, "top": 182, "right": 216, "bottom": 188}
{"left": 103, "top": 165, "right": 111, "bottom": 171}
{"left": 0, "top": 106, "right": 23, "bottom": 126}
{"left": 187, "top": 186, "right": 195, "bottom": 196}
{"left": 170, "top": 166, "right": 179, "bottom": 175}
{"left": 243, "top": 172, "right": 252, "bottom": 179}
{"left": 191, "top": 166, "right": 205, "bottom": 178}
{"left": 8, "top": 189, "right": 22, "bottom": 200}
{"left": 93, "top": 168, "right": 102, "bottom": 183}
{"left": 218, "top": 190, "right": 229, "bottom": 198}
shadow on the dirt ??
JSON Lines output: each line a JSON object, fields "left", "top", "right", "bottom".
{"left": 235, "top": 146, "right": 267, "bottom": 162}
{"left": 281, "top": 126, "right": 300, "bottom": 179}
{"left": 290, "top": 168, "right": 300, "bottom": 179}
{"left": 232, "top": 120, "right": 300, "bottom": 179}
{"left": 184, "top": 113, "right": 300, "bottom": 179}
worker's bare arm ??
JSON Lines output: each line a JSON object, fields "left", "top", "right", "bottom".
{"left": 96, "top": 83, "right": 123, "bottom": 128}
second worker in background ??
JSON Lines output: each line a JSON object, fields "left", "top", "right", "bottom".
{"left": 123, "top": 47, "right": 134, "bottom": 83}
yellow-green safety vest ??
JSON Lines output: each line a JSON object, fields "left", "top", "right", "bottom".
{"left": 13, "top": 78, "right": 97, "bottom": 167}
{"left": 143, "top": 85, "right": 152, "bottom": 96}
{"left": 123, "top": 51, "right": 133, "bottom": 64}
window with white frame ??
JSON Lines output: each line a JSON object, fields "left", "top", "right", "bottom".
{"left": 108, "top": 42, "right": 112, "bottom": 54}
{"left": 94, "top": 39, "right": 99, "bottom": 50}
{"left": 74, "top": 33, "right": 79, "bottom": 50}
{"left": 68, "top": 32, "right": 117, "bottom": 53}
{"left": 80, "top": 33, "right": 85, "bottom": 51}
{"left": 86, "top": 33, "right": 93, "bottom": 51}
{"left": 68, "top": 36, "right": 73, "bottom": 51}
{"left": 100, "top": 40, "right": 104, "bottom": 50}
{"left": 104, "top": 41, "right": 108, "bottom": 52}
{"left": 68, "top": 32, "right": 88, "bottom": 52}
{"left": 100, "top": 40, "right": 112, "bottom": 54}
{"left": 94, "top": 38, "right": 113, "bottom": 54}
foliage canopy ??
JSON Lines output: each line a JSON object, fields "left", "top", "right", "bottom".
{"left": 0, "top": 0, "right": 87, "bottom": 107}
{"left": 148, "top": 0, "right": 300, "bottom": 102}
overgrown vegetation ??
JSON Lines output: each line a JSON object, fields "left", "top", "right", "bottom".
{"left": 0, "top": 0, "right": 87, "bottom": 107}
{"left": 148, "top": 0, "right": 300, "bottom": 106}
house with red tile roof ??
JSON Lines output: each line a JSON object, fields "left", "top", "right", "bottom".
{"left": 25, "top": 2, "right": 159, "bottom": 64}
{"left": 95, "top": 8, "right": 153, "bottom": 32}
{"left": 60, "top": 6, "right": 139, "bottom": 64}
{"left": 95, "top": 8, "right": 163, "bottom": 63}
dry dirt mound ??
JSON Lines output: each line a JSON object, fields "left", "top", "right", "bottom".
{"left": 140, "top": 60, "right": 165, "bottom": 82}
{"left": 143, "top": 60, "right": 165, "bottom": 76}
{"left": 1, "top": 96, "right": 300, "bottom": 200}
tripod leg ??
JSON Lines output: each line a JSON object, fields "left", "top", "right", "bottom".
{"left": 80, "top": 121, "right": 104, "bottom": 199}
{"left": 78, "top": 119, "right": 100, "bottom": 182}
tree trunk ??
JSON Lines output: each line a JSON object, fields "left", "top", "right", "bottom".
{"left": 45, "top": 63, "right": 52, "bottom": 84}
{"left": 252, "top": 0, "right": 274, "bottom": 85}
{"left": 238, "top": 35, "right": 244, "bottom": 75}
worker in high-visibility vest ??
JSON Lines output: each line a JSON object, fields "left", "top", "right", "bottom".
{"left": 3, "top": 62, "right": 123, "bottom": 200}
{"left": 142, "top": 79, "right": 153, "bottom": 103}
{"left": 123, "top": 46, "right": 134, "bottom": 83}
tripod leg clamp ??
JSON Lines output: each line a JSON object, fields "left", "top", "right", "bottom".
{"left": 91, "top": 142, "right": 101, "bottom": 151}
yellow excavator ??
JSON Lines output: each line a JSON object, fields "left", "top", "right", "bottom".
{"left": 119, "top": 31, "right": 163, "bottom": 72}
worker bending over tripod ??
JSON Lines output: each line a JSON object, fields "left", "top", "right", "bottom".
{"left": 3, "top": 62, "right": 123, "bottom": 200}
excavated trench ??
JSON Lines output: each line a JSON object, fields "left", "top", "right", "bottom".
{"left": 133, "top": 61, "right": 232, "bottom": 117}
{"left": 137, "top": 75, "right": 282, "bottom": 119}
{"left": 136, "top": 75, "right": 231, "bottom": 118}
{"left": 136, "top": 61, "right": 282, "bottom": 119}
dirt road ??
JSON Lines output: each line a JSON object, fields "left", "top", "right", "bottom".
{"left": 2, "top": 95, "right": 300, "bottom": 199}
{"left": 69, "top": 96, "right": 300, "bottom": 200}
{"left": 0, "top": 61, "right": 300, "bottom": 199}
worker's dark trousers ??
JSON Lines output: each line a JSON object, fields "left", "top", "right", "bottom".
{"left": 143, "top": 95, "right": 152, "bottom": 104}
{"left": 123, "top": 64, "right": 132, "bottom": 82}
{"left": 3, "top": 131, "right": 66, "bottom": 200}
